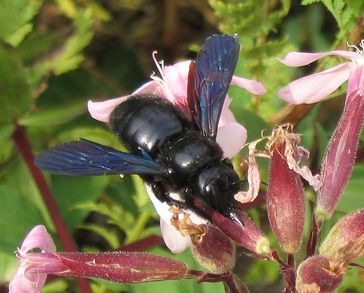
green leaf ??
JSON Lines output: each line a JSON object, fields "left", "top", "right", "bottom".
{"left": 0, "top": 0, "right": 42, "bottom": 46}
{"left": 336, "top": 164, "right": 364, "bottom": 214}
{"left": 0, "top": 43, "right": 31, "bottom": 124}
{"left": 0, "top": 124, "right": 14, "bottom": 163}
{"left": 18, "top": 99, "right": 86, "bottom": 127}
{"left": 28, "top": 9, "right": 94, "bottom": 90}
{"left": 52, "top": 175, "right": 110, "bottom": 231}
{"left": 0, "top": 252, "right": 17, "bottom": 284}
{"left": 0, "top": 185, "right": 44, "bottom": 254}
{"left": 302, "top": 0, "right": 320, "bottom": 4}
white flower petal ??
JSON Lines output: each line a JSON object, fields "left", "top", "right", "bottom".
{"left": 216, "top": 122, "right": 247, "bottom": 158}
{"left": 159, "top": 218, "right": 191, "bottom": 254}
{"left": 231, "top": 76, "right": 266, "bottom": 95}
{"left": 279, "top": 51, "right": 358, "bottom": 67}
{"left": 277, "top": 62, "right": 353, "bottom": 104}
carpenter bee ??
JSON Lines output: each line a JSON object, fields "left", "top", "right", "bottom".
{"left": 35, "top": 34, "right": 243, "bottom": 224}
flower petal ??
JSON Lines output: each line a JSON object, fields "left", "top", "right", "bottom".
{"left": 87, "top": 80, "right": 163, "bottom": 123}
{"left": 347, "top": 64, "right": 364, "bottom": 99}
{"left": 20, "top": 225, "right": 56, "bottom": 255}
{"left": 87, "top": 95, "right": 130, "bottom": 123}
{"left": 231, "top": 76, "right": 266, "bottom": 95}
{"left": 278, "top": 62, "right": 353, "bottom": 104}
{"left": 163, "top": 61, "right": 190, "bottom": 101}
{"left": 159, "top": 218, "right": 191, "bottom": 254}
{"left": 9, "top": 267, "right": 47, "bottom": 293}
{"left": 279, "top": 51, "right": 358, "bottom": 67}
{"left": 218, "top": 97, "right": 236, "bottom": 126}
{"left": 216, "top": 122, "right": 247, "bottom": 158}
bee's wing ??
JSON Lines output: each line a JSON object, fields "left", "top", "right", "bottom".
{"left": 187, "top": 34, "right": 240, "bottom": 140}
{"left": 35, "top": 139, "right": 163, "bottom": 176}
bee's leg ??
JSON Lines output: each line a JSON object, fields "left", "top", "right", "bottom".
{"left": 181, "top": 188, "right": 211, "bottom": 221}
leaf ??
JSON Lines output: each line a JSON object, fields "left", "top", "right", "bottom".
{"left": 0, "top": 185, "right": 44, "bottom": 254}
{"left": 336, "top": 165, "right": 364, "bottom": 214}
{"left": 0, "top": 0, "right": 42, "bottom": 46}
{"left": 0, "top": 43, "right": 31, "bottom": 124}
{"left": 18, "top": 99, "right": 86, "bottom": 127}
{"left": 52, "top": 175, "right": 110, "bottom": 231}
{"left": 0, "top": 124, "right": 14, "bottom": 163}
{"left": 28, "top": 9, "right": 94, "bottom": 90}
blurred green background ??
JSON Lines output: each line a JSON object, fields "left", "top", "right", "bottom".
{"left": 0, "top": 0, "right": 363, "bottom": 292}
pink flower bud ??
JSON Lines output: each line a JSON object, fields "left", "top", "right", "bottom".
{"left": 190, "top": 224, "right": 236, "bottom": 274}
{"left": 296, "top": 255, "right": 343, "bottom": 293}
{"left": 266, "top": 126, "right": 305, "bottom": 254}
{"left": 319, "top": 209, "right": 364, "bottom": 267}
{"left": 316, "top": 87, "right": 364, "bottom": 220}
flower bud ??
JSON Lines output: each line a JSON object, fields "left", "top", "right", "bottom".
{"left": 266, "top": 126, "right": 305, "bottom": 254}
{"left": 296, "top": 255, "right": 343, "bottom": 293}
{"left": 319, "top": 209, "right": 364, "bottom": 267}
{"left": 190, "top": 224, "right": 236, "bottom": 274}
{"left": 209, "top": 209, "right": 270, "bottom": 255}
{"left": 57, "top": 251, "right": 188, "bottom": 283}
{"left": 316, "top": 89, "right": 364, "bottom": 221}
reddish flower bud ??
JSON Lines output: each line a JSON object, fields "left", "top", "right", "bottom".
{"left": 296, "top": 255, "right": 343, "bottom": 293}
{"left": 57, "top": 251, "right": 188, "bottom": 283}
{"left": 169, "top": 210, "right": 236, "bottom": 273}
{"left": 319, "top": 209, "right": 364, "bottom": 267}
{"left": 316, "top": 89, "right": 364, "bottom": 221}
{"left": 210, "top": 210, "right": 271, "bottom": 255}
{"left": 191, "top": 196, "right": 271, "bottom": 255}
{"left": 190, "top": 224, "right": 236, "bottom": 274}
{"left": 266, "top": 125, "right": 305, "bottom": 254}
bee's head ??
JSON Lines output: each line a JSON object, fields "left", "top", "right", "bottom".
{"left": 193, "top": 161, "right": 240, "bottom": 215}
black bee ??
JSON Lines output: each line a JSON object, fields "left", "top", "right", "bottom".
{"left": 35, "top": 34, "right": 242, "bottom": 223}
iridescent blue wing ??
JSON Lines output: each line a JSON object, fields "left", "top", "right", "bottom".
{"left": 35, "top": 139, "right": 163, "bottom": 176}
{"left": 187, "top": 34, "right": 240, "bottom": 139}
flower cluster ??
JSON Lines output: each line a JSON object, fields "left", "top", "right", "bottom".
{"left": 9, "top": 39, "right": 364, "bottom": 293}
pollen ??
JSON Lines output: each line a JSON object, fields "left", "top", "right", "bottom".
{"left": 169, "top": 206, "right": 205, "bottom": 241}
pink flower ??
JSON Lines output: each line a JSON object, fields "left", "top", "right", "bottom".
{"left": 9, "top": 225, "right": 58, "bottom": 293}
{"left": 9, "top": 225, "right": 190, "bottom": 291}
{"left": 278, "top": 40, "right": 364, "bottom": 104}
{"left": 88, "top": 52, "right": 266, "bottom": 159}
{"left": 88, "top": 53, "right": 266, "bottom": 254}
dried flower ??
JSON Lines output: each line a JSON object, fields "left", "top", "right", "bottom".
{"left": 266, "top": 125, "right": 306, "bottom": 254}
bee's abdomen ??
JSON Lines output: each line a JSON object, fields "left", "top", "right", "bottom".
{"left": 109, "top": 95, "right": 192, "bottom": 156}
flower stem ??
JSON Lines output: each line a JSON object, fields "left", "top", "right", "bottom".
{"left": 12, "top": 124, "right": 91, "bottom": 293}
{"left": 306, "top": 214, "right": 321, "bottom": 257}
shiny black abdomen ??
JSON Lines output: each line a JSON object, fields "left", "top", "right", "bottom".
{"left": 109, "top": 95, "right": 192, "bottom": 156}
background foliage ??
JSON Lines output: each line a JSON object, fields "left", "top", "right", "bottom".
{"left": 0, "top": 0, "right": 363, "bottom": 292}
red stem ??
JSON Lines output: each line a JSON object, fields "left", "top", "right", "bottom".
{"left": 12, "top": 124, "right": 91, "bottom": 293}
{"left": 306, "top": 215, "right": 321, "bottom": 257}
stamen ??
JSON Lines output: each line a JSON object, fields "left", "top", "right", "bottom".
{"left": 150, "top": 51, "right": 175, "bottom": 103}
{"left": 152, "top": 51, "right": 166, "bottom": 80}
{"left": 346, "top": 41, "right": 363, "bottom": 54}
